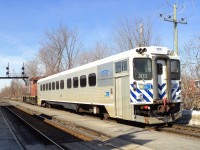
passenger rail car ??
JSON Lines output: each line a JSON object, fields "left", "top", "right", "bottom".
{"left": 37, "top": 46, "right": 182, "bottom": 124}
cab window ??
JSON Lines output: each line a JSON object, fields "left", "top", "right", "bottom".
{"left": 133, "top": 58, "right": 152, "bottom": 80}
{"left": 171, "top": 60, "right": 180, "bottom": 80}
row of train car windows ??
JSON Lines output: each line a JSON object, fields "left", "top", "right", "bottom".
{"left": 40, "top": 73, "right": 96, "bottom": 91}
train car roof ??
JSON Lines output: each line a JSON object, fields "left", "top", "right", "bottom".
{"left": 38, "top": 46, "right": 178, "bottom": 83}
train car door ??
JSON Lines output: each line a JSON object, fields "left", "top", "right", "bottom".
{"left": 157, "top": 60, "right": 167, "bottom": 99}
{"left": 115, "top": 77, "right": 122, "bottom": 117}
{"left": 115, "top": 76, "right": 131, "bottom": 119}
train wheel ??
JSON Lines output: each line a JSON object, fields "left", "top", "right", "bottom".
{"left": 166, "top": 123, "right": 173, "bottom": 127}
{"left": 103, "top": 113, "right": 109, "bottom": 120}
{"left": 45, "top": 103, "right": 52, "bottom": 108}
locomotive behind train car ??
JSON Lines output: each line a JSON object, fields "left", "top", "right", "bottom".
{"left": 23, "top": 76, "right": 44, "bottom": 105}
{"left": 37, "top": 46, "right": 182, "bottom": 124}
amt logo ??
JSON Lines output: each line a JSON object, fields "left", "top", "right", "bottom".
{"left": 100, "top": 70, "right": 110, "bottom": 77}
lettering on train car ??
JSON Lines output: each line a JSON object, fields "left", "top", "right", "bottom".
{"left": 97, "top": 62, "right": 113, "bottom": 87}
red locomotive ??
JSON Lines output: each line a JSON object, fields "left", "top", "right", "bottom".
{"left": 23, "top": 76, "right": 44, "bottom": 105}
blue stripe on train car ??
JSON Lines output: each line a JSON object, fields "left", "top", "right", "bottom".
{"left": 159, "top": 91, "right": 166, "bottom": 99}
{"left": 130, "top": 83, "right": 180, "bottom": 102}
{"left": 146, "top": 89, "right": 153, "bottom": 98}
{"left": 136, "top": 88, "right": 151, "bottom": 102}
{"left": 130, "top": 90, "right": 136, "bottom": 99}
{"left": 172, "top": 86, "right": 180, "bottom": 100}
{"left": 130, "top": 83, "right": 169, "bottom": 103}
{"left": 158, "top": 83, "right": 166, "bottom": 91}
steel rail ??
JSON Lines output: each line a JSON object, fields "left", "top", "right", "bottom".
{"left": 4, "top": 106, "right": 66, "bottom": 150}
{"left": 0, "top": 109, "right": 25, "bottom": 150}
{"left": 6, "top": 106, "right": 121, "bottom": 149}
{"left": 15, "top": 106, "right": 95, "bottom": 141}
{"left": 147, "top": 124, "right": 200, "bottom": 139}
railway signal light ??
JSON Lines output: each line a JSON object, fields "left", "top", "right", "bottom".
{"left": 6, "top": 63, "right": 9, "bottom": 77}
{"left": 22, "top": 63, "right": 25, "bottom": 76}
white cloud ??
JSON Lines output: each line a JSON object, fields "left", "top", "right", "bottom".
{"left": 0, "top": 54, "right": 32, "bottom": 90}
{"left": 0, "top": 32, "right": 39, "bottom": 55}
{"left": 0, "top": 33, "right": 39, "bottom": 90}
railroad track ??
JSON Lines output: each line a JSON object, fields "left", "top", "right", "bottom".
{"left": 0, "top": 105, "right": 121, "bottom": 150}
{"left": 1, "top": 106, "right": 84, "bottom": 149}
{"left": 11, "top": 105, "right": 109, "bottom": 141}
{"left": 97, "top": 113, "right": 200, "bottom": 138}
{"left": 148, "top": 124, "right": 200, "bottom": 138}
{"left": 4, "top": 100, "right": 199, "bottom": 145}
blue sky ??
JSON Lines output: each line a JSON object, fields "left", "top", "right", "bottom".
{"left": 0, "top": 0, "right": 199, "bottom": 89}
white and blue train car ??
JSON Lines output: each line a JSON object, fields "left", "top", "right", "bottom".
{"left": 37, "top": 46, "right": 182, "bottom": 124}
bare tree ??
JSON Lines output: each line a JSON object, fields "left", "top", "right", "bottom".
{"left": 181, "top": 34, "right": 200, "bottom": 80}
{"left": 78, "top": 42, "right": 111, "bottom": 65}
{"left": 25, "top": 58, "right": 43, "bottom": 78}
{"left": 39, "top": 45, "right": 59, "bottom": 75}
{"left": 0, "top": 86, "right": 10, "bottom": 98}
{"left": 0, "top": 79, "right": 25, "bottom": 99}
{"left": 39, "top": 25, "right": 81, "bottom": 76}
{"left": 114, "top": 17, "right": 160, "bottom": 52}
{"left": 181, "top": 33, "right": 200, "bottom": 109}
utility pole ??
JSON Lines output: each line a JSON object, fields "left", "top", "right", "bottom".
{"left": 139, "top": 23, "right": 143, "bottom": 47}
{"left": 160, "top": 3, "right": 187, "bottom": 55}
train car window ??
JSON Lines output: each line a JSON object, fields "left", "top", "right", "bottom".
{"left": 40, "top": 85, "right": 42, "bottom": 91}
{"left": 43, "top": 84, "right": 45, "bottom": 91}
{"left": 73, "top": 77, "right": 78, "bottom": 88}
{"left": 133, "top": 58, "right": 152, "bottom": 80}
{"left": 46, "top": 83, "right": 48, "bottom": 91}
{"left": 49, "top": 83, "right": 51, "bottom": 90}
{"left": 171, "top": 59, "right": 180, "bottom": 80}
{"left": 80, "top": 75, "right": 87, "bottom": 87}
{"left": 60, "top": 80, "right": 64, "bottom": 89}
{"left": 115, "top": 60, "right": 128, "bottom": 73}
{"left": 115, "top": 62, "right": 121, "bottom": 73}
{"left": 56, "top": 81, "right": 59, "bottom": 90}
{"left": 67, "top": 78, "right": 72, "bottom": 89}
{"left": 122, "top": 60, "right": 128, "bottom": 72}
{"left": 89, "top": 73, "right": 96, "bottom": 86}
{"left": 52, "top": 82, "right": 55, "bottom": 90}
{"left": 157, "top": 63, "right": 163, "bottom": 75}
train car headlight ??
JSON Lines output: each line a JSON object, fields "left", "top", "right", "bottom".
{"left": 139, "top": 84, "right": 144, "bottom": 90}
{"left": 136, "top": 93, "right": 143, "bottom": 100}
{"left": 136, "top": 48, "right": 147, "bottom": 54}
